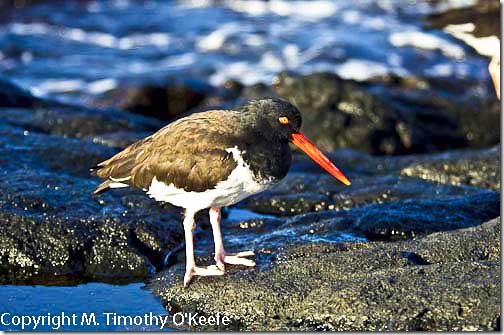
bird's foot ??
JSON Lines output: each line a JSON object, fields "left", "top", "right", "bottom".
{"left": 215, "top": 250, "right": 256, "bottom": 271}
{"left": 183, "top": 265, "right": 224, "bottom": 287}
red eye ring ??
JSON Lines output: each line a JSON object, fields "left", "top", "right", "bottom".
{"left": 279, "top": 116, "right": 289, "bottom": 125}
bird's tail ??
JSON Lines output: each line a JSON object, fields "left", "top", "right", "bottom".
{"left": 93, "top": 179, "right": 112, "bottom": 195}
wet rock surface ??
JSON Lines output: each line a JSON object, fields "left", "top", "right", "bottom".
{"left": 401, "top": 153, "right": 500, "bottom": 191}
{"left": 0, "top": 81, "right": 184, "bottom": 284}
{"left": 0, "top": 76, "right": 499, "bottom": 329}
{"left": 243, "top": 146, "right": 500, "bottom": 217}
{"left": 151, "top": 217, "right": 500, "bottom": 331}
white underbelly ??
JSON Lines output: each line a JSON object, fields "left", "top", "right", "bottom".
{"left": 147, "top": 176, "right": 270, "bottom": 210}
{"left": 145, "top": 146, "right": 276, "bottom": 212}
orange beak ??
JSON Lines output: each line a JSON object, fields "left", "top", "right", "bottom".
{"left": 291, "top": 132, "right": 351, "bottom": 186}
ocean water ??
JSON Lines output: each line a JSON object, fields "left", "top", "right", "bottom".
{"left": 0, "top": 0, "right": 489, "bottom": 105}
{"left": 0, "top": 283, "right": 173, "bottom": 331}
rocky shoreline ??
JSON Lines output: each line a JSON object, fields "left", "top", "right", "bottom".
{"left": 0, "top": 66, "right": 500, "bottom": 330}
{"left": 151, "top": 217, "right": 500, "bottom": 331}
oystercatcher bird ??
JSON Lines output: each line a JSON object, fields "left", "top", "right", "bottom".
{"left": 92, "top": 98, "right": 350, "bottom": 287}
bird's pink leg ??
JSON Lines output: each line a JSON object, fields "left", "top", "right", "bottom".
{"left": 183, "top": 210, "right": 224, "bottom": 287}
{"left": 209, "top": 207, "right": 255, "bottom": 271}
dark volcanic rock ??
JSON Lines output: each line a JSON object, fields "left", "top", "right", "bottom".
{"left": 0, "top": 167, "right": 184, "bottom": 284}
{"left": 83, "top": 221, "right": 153, "bottom": 279}
{"left": 0, "top": 0, "right": 51, "bottom": 11}
{"left": 91, "top": 83, "right": 211, "bottom": 121}
{"left": 150, "top": 218, "right": 500, "bottom": 331}
{"left": 411, "top": 216, "right": 500, "bottom": 264}
{"left": 401, "top": 150, "right": 500, "bottom": 190}
{"left": 376, "top": 86, "right": 500, "bottom": 151}
{"left": 0, "top": 106, "right": 160, "bottom": 139}
{"left": 0, "top": 78, "right": 161, "bottom": 139}
{"left": 0, "top": 77, "right": 41, "bottom": 108}
{"left": 237, "top": 190, "right": 499, "bottom": 250}
{"left": 285, "top": 191, "right": 499, "bottom": 241}
{"left": 273, "top": 72, "right": 408, "bottom": 154}
{"left": 243, "top": 191, "right": 331, "bottom": 216}
{"left": 243, "top": 146, "right": 499, "bottom": 217}
{"left": 243, "top": 174, "right": 489, "bottom": 216}
{"left": 268, "top": 72, "right": 499, "bottom": 154}
{"left": 0, "top": 82, "right": 183, "bottom": 284}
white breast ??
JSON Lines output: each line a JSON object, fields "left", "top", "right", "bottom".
{"left": 146, "top": 146, "right": 274, "bottom": 212}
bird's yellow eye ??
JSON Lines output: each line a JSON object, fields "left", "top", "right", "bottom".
{"left": 279, "top": 116, "right": 289, "bottom": 125}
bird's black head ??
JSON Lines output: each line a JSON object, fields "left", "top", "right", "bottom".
{"left": 241, "top": 97, "right": 302, "bottom": 142}
{"left": 239, "top": 97, "right": 351, "bottom": 187}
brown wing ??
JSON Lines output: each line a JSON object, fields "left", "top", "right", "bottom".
{"left": 92, "top": 110, "right": 240, "bottom": 193}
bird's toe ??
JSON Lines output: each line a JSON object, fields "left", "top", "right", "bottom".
{"left": 222, "top": 250, "right": 256, "bottom": 267}
{"left": 183, "top": 265, "right": 225, "bottom": 287}
{"left": 183, "top": 270, "right": 193, "bottom": 288}
{"left": 216, "top": 261, "right": 225, "bottom": 272}
{"left": 224, "top": 255, "right": 256, "bottom": 267}
{"left": 231, "top": 250, "right": 255, "bottom": 257}
{"left": 194, "top": 265, "right": 225, "bottom": 276}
